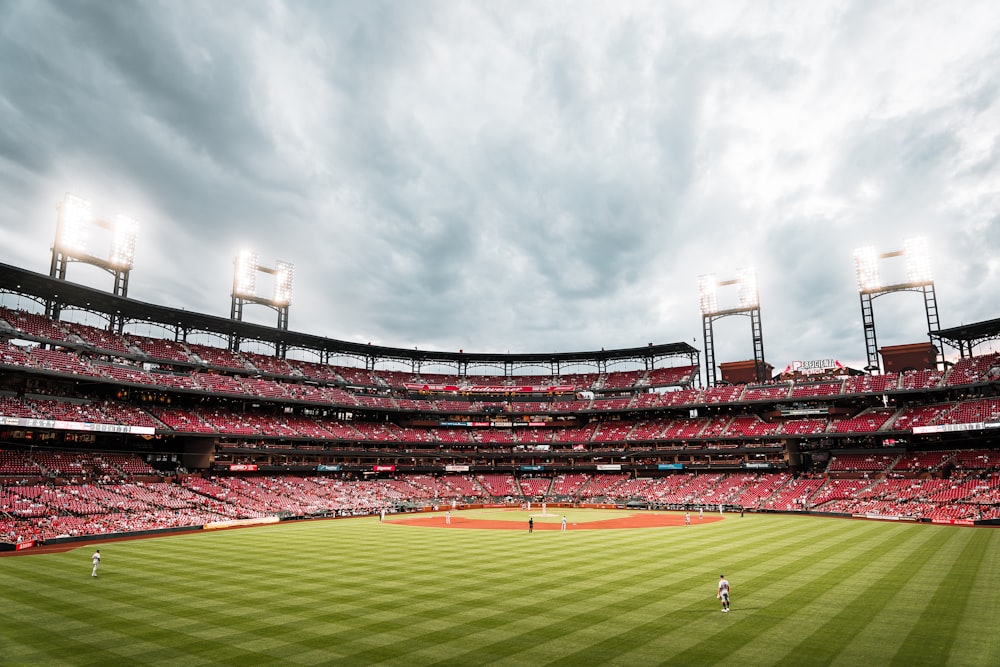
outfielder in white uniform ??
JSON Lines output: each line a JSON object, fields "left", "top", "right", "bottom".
{"left": 717, "top": 574, "right": 731, "bottom": 612}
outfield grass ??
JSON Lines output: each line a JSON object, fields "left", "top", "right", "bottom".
{"left": 1, "top": 511, "right": 998, "bottom": 666}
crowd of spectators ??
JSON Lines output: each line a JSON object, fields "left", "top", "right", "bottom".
{"left": 2, "top": 447, "right": 999, "bottom": 544}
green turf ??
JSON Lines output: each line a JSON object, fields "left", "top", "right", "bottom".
{"left": 1, "top": 512, "right": 997, "bottom": 666}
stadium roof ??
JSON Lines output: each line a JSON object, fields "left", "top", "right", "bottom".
{"left": 0, "top": 262, "right": 697, "bottom": 368}
{"left": 936, "top": 318, "right": 1000, "bottom": 352}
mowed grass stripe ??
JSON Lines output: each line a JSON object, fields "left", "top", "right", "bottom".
{"left": 536, "top": 519, "right": 916, "bottom": 666}
{"left": 209, "top": 516, "right": 728, "bottom": 664}
{"left": 644, "top": 521, "right": 929, "bottom": 664}
{"left": 430, "top": 517, "right": 874, "bottom": 664}
{"left": 701, "top": 522, "right": 932, "bottom": 662}
{"left": 196, "top": 528, "right": 652, "bottom": 664}
{"left": 2, "top": 514, "right": 998, "bottom": 666}
{"left": 337, "top": 554, "right": 688, "bottom": 664}
{"left": 766, "top": 525, "right": 962, "bottom": 667}
{"left": 186, "top": 520, "right": 884, "bottom": 664}
{"left": 890, "top": 527, "right": 993, "bottom": 667}
{"left": 941, "top": 528, "right": 1000, "bottom": 667}
{"left": 824, "top": 525, "right": 990, "bottom": 667}
{"left": 292, "top": 531, "right": 700, "bottom": 663}
{"left": 0, "top": 516, "right": 916, "bottom": 664}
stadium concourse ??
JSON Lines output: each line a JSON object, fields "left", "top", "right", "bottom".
{"left": 2, "top": 264, "right": 1000, "bottom": 549}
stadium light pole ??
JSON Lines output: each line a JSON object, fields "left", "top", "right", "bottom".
{"left": 698, "top": 268, "right": 766, "bottom": 386}
{"left": 229, "top": 250, "right": 294, "bottom": 356}
{"left": 48, "top": 193, "right": 139, "bottom": 331}
{"left": 853, "top": 237, "right": 942, "bottom": 374}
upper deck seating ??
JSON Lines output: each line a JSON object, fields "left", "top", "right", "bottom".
{"left": 126, "top": 334, "right": 193, "bottom": 364}
{"left": 843, "top": 373, "right": 899, "bottom": 394}
{"left": 743, "top": 384, "right": 791, "bottom": 402}
{"left": 901, "top": 369, "right": 943, "bottom": 390}
{"left": 29, "top": 348, "right": 101, "bottom": 377}
{"left": 889, "top": 404, "right": 952, "bottom": 431}
{"left": 242, "top": 351, "right": 296, "bottom": 377}
{"left": 790, "top": 381, "right": 843, "bottom": 399}
{"left": 944, "top": 353, "right": 1000, "bottom": 386}
{"left": 828, "top": 408, "right": 895, "bottom": 433}
{"left": 0, "top": 308, "right": 69, "bottom": 341}
{"left": 645, "top": 365, "right": 696, "bottom": 387}
{"left": 64, "top": 322, "right": 132, "bottom": 354}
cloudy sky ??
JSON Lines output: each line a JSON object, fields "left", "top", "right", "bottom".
{"left": 1, "top": 0, "right": 998, "bottom": 372}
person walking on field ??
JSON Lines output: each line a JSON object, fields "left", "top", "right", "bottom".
{"left": 717, "top": 574, "right": 731, "bottom": 612}
{"left": 528, "top": 517, "right": 534, "bottom": 533}
{"left": 91, "top": 549, "right": 101, "bottom": 577}
{"left": 561, "top": 515, "right": 567, "bottom": 531}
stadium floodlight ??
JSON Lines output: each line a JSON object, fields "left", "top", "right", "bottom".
{"left": 56, "top": 194, "right": 93, "bottom": 255}
{"left": 230, "top": 252, "right": 294, "bottom": 350}
{"left": 233, "top": 250, "right": 258, "bottom": 298}
{"left": 48, "top": 192, "right": 139, "bottom": 324}
{"left": 904, "top": 236, "right": 932, "bottom": 284}
{"left": 853, "top": 245, "right": 880, "bottom": 291}
{"left": 272, "top": 260, "right": 294, "bottom": 307}
{"left": 737, "top": 268, "right": 759, "bottom": 309}
{"left": 108, "top": 214, "right": 139, "bottom": 270}
{"left": 698, "top": 268, "right": 767, "bottom": 386}
{"left": 698, "top": 274, "right": 718, "bottom": 315}
{"left": 854, "top": 237, "right": 942, "bottom": 374}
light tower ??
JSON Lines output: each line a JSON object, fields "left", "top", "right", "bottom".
{"left": 853, "top": 237, "right": 941, "bottom": 373}
{"left": 47, "top": 193, "right": 139, "bottom": 330}
{"left": 698, "top": 268, "right": 766, "bottom": 386}
{"left": 229, "top": 250, "right": 294, "bottom": 354}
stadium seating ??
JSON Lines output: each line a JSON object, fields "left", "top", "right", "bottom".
{"left": 826, "top": 453, "right": 897, "bottom": 473}
{"left": 700, "top": 385, "right": 744, "bottom": 403}
{"left": 3, "top": 301, "right": 1000, "bottom": 546}
{"left": 241, "top": 351, "right": 296, "bottom": 377}
{"left": 790, "top": 381, "right": 844, "bottom": 399}
{"left": 0, "top": 308, "right": 70, "bottom": 341}
{"left": 126, "top": 334, "right": 193, "bottom": 364}
{"left": 476, "top": 473, "right": 519, "bottom": 497}
{"left": 28, "top": 348, "right": 102, "bottom": 377}
{"left": 644, "top": 365, "right": 696, "bottom": 387}
{"left": 938, "top": 398, "right": 1000, "bottom": 426}
{"left": 843, "top": 373, "right": 899, "bottom": 394}
{"left": 64, "top": 322, "right": 132, "bottom": 354}
{"left": 743, "top": 384, "right": 791, "bottom": 402}
{"left": 901, "top": 369, "right": 943, "bottom": 390}
{"left": 519, "top": 478, "right": 552, "bottom": 497}
{"left": 600, "top": 370, "right": 644, "bottom": 390}
{"left": 723, "top": 416, "right": 781, "bottom": 437}
{"left": 943, "top": 353, "right": 1000, "bottom": 386}
{"left": 828, "top": 408, "right": 895, "bottom": 433}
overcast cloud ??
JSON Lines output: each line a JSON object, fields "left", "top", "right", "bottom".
{"left": 1, "top": 0, "right": 998, "bottom": 372}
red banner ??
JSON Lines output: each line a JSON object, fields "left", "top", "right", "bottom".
{"left": 404, "top": 383, "right": 576, "bottom": 394}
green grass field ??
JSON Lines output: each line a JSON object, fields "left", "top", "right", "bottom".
{"left": 2, "top": 510, "right": 998, "bottom": 666}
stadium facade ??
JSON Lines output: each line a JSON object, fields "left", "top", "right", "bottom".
{"left": 2, "top": 258, "right": 999, "bottom": 549}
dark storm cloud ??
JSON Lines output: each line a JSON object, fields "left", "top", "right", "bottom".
{"left": 0, "top": 0, "right": 317, "bottom": 276}
{"left": 761, "top": 219, "right": 864, "bottom": 362}
{"left": 1, "top": 1, "right": 999, "bottom": 366}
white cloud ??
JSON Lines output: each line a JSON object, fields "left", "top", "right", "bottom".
{"left": 1, "top": 0, "right": 999, "bottom": 371}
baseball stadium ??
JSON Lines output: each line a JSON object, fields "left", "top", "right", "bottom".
{"left": 1, "top": 201, "right": 999, "bottom": 665}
